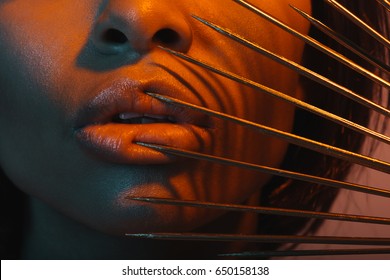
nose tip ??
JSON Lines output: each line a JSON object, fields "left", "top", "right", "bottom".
{"left": 91, "top": 2, "right": 193, "bottom": 56}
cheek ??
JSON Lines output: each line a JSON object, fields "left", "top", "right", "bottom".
{"left": 197, "top": 76, "right": 295, "bottom": 202}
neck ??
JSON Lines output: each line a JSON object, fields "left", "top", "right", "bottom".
{"left": 22, "top": 197, "right": 183, "bottom": 259}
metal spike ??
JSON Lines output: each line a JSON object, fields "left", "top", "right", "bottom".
{"left": 232, "top": 0, "right": 390, "bottom": 88}
{"left": 158, "top": 48, "right": 390, "bottom": 145}
{"left": 290, "top": 5, "right": 390, "bottom": 73}
{"left": 126, "top": 233, "right": 390, "bottom": 246}
{"left": 142, "top": 92, "right": 390, "bottom": 173}
{"left": 191, "top": 15, "right": 390, "bottom": 115}
{"left": 220, "top": 248, "right": 390, "bottom": 258}
{"left": 376, "top": 0, "right": 390, "bottom": 11}
{"left": 324, "top": 0, "right": 390, "bottom": 49}
{"left": 136, "top": 142, "right": 390, "bottom": 197}
{"left": 134, "top": 142, "right": 390, "bottom": 196}
{"left": 128, "top": 197, "right": 390, "bottom": 224}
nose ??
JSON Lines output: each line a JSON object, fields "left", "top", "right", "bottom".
{"left": 91, "top": 0, "right": 193, "bottom": 55}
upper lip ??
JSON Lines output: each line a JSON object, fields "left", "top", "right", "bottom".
{"left": 74, "top": 78, "right": 211, "bottom": 130}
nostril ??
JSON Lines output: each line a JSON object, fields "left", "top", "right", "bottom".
{"left": 101, "top": 28, "right": 128, "bottom": 45}
{"left": 152, "top": 28, "right": 181, "bottom": 47}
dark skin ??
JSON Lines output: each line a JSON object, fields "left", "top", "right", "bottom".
{"left": 0, "top": 0, "right": 311, "bottom": 258}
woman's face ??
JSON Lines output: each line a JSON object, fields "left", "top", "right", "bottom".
{"left": 0, "top": 0, "right": 311, "bottom": 235}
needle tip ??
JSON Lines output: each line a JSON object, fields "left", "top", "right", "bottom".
{"left": 143, "top": 91, "right": 174, "bottom": 104}
{"left": 191, "top": 14, "right": 208, "bottom": 25}
{"left": 157, "top": 45, "right": 179, "bottom": 56}
{"left": 125, "top": 233, "right": 155, "bottom": 239}
{"left": 125, "top": 196, "right": 145, "bottom": 201}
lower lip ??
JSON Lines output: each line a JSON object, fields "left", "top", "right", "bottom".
{"left": 75, "top": 123, "right": 212, "bottom": 164}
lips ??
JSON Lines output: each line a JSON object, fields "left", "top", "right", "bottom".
{"left": 74, "top": 79, "right": 213, "bottom": 164}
